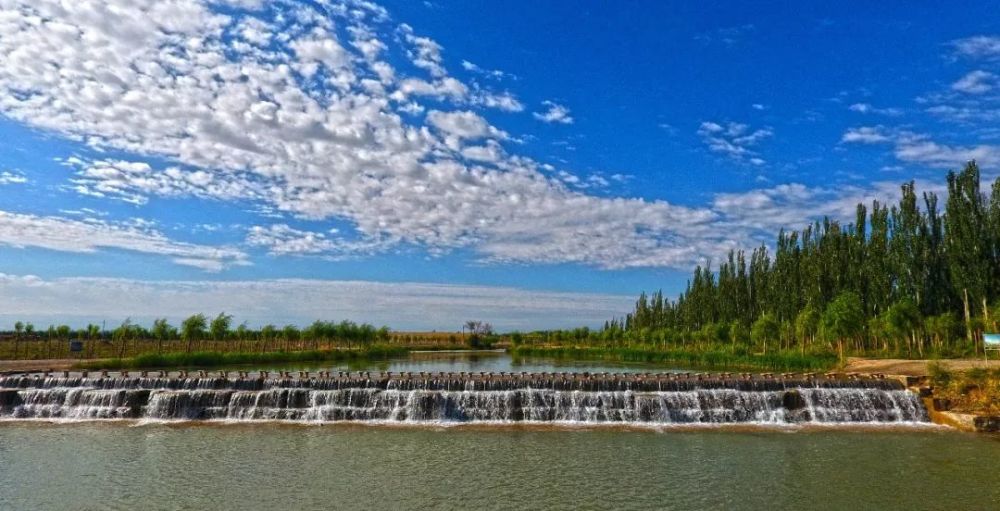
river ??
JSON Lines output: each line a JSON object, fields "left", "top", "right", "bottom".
{"left": 1, "top": 352, "right": 997, "bottom": 510}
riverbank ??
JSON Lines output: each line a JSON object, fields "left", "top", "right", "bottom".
{"left": 72, "top": 345, "right": 409, "bottom": 370}
{"left": 511, "top": 346, "right": 836, "bottom": 372}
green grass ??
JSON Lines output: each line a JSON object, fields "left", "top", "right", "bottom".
{"left": 511, "top": 345, "right": 837, "bottom": 372}
{"left": 74, "top": 344, "right": 409, "bottom": 370}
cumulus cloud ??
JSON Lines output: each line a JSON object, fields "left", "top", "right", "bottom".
{"left": 0, "top": 0, "right": 914, "bottom": 273}
{"left": 64, "top": 157, "right": 265, "bottom": 205}
{"left": 247, "top": 224, "right": 391, "bottom": 258}
{"left": 697, "top": 121, "right": 772, "bottom": 165}
{"left": 472, "top": 90, "right": 524, "bottom": 112}
{"left": 0, "top": 274, "right": 634, "bottom": 330}
{"left": 0, "top": 0, "right": 752, "bottom": 270}
{"left": 0, "top": 211, "right": 247, "bottom": 271}
{"left": 533, "top": 101, "right": 574, "bottom": 124}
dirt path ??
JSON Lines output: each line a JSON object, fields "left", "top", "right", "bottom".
{"left": 844, "top": 357, "right": 1000, "bottom": 376}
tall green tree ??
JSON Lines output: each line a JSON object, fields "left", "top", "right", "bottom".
{"left": 151, "top": 318, "right": 171, "bottom": 353}
{"left": 210, "top": 312, "right": 232, "bottom": 342}
{"left": 821, "top": 291, "right": 864, "bottom": 363}
{"left": 181, "top": 314, "right": 207, "bottom": 353}
{"left": 751, "top": 313, "right": 780, "bottom": 354}
{"left": 886, "top": 300, "right": 922, "bottom": 356}
{"left": 945, "top": 162, "right": 990, "bottom": 347}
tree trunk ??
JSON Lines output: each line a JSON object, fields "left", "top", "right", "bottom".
{"left": 964, "top": 288, "right": 974, "bottom": 354}
{"left": 984, "top": 297, "right": 992, "bottom": 333}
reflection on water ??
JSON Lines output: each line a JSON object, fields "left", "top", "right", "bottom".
{"left": 0, "top": 423, "right": 997, "bottom": 510}
{"left": 251, "top": 350, "right": 687, "bottom": 374}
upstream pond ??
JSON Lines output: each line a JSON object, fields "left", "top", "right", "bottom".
{"left": 242, "top": 349, "right": 689, "bottom": 374}
{"left": 2, "top": 352, "right": 998, "bottom": 510}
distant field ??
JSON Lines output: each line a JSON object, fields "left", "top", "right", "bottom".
{"left": 0, "top": 332, "right": 474, "bottom": 361}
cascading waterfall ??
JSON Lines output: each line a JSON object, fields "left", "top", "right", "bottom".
{"left": 0, "top": 373, "right": 928, "bottom": 425}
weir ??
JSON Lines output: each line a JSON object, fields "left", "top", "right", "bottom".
{"left": 0, "top": 372, "right": 928, "bottom": 425}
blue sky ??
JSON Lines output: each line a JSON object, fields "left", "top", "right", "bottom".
{"left": 0, "top": 0, "right": 998, "bottom": 329}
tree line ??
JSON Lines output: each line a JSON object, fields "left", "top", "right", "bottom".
{"left": 1, "top": 314, "right": 391, "bottom": 359}
{"left": 553, "top": 162, "right": 1000, "bottom": 361}
{"left": 622, "top": 161, "right": 1000, "bottom": 358}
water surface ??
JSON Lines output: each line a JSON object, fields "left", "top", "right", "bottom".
{"left": 242, "top": 350, "right": 690, "bottom": 374}
{"left": 0, "top": 423, "right": 996, "bottom": 510}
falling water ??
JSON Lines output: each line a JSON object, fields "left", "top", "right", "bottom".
{"left": 0, "top": 373, "right": 927, "bottom": 425}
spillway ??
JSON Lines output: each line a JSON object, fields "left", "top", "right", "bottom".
{"left": 0, "top": 371, "right": 928, "bottom": 425}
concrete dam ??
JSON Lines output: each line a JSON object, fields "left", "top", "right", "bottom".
{"left": 0, "top": 371, "right": 928, "bottom": 425}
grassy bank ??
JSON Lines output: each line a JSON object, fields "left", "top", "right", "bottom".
{"left": 928, "top": 363, "right": 1000, "bottom": 414}
{"left": 511, "top": 345, "right": 837, "bottom": 372}
{"left": 74, "top": 345, "right": 409, "bottom": 370}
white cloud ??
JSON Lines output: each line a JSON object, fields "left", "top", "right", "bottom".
{"left": 842, "top": 127, "right": 1000, "bottom": 169}
{"left": 533, "top": 101, "right": 574, "bottom": 124}
{"left": 893, "top": 136, "right": 1000, "bottom": 168}
{"left": 461, "top": 60, "right": 511, "bottom": 80}
{"left": 0, "top": 274, "right": 634, "bottom": 331}
{"left": 0, "top": 171, "right": 27, "bottom": 185}
{"left": 424, "top": 109, "right": 508, "bottom": 153}
{"left": 0, "top": 0, "right": 906, "bottom": 273}
{"left": 399, "top": 23, "right": 446, "bottom": 77}
{"left": 925, "top": 104, "right": 1000, "bottom": 123}
{"left": 848, "top": 103, "right": 903, "bottom": 116}
{"left": 710, "top": 181, "right": 916, "bottom": 236}
{"left": 697, "top": 121, "right": 772, "bottom": 165}
{"left": 65, "top": 157, "right": 264, "bottom": 205}
{"left": 951, "top": 70, "right": 997, "bottom": 94}
{"left": 950, "top": 35, "right": 1000, "bottom": 60}
{"left": 396, "top": 76, "right": 469, "bottom": 99}
{"left": 473, "top": 90, "right": 524, "bottom": 112}
{"left": 426, "top": 110, "right": 502, "bottom": 140}
{"left": 247, "top": 224, "right": 391, "bottom": 258}
{"left": 841, "top": 126, "right": 891, "bottom": 144}
{"left": 0, "top": 210, "right": 248, "bottom": 271}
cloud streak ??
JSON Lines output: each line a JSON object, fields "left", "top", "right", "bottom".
{"left": 0, "top": 211, "right": 248, "bottom": 271}
{"left": 0, "top": 274, "right": 634, "bottom": 330}
{"left": 698, "top": 121, "right": 772, "bottom": 165}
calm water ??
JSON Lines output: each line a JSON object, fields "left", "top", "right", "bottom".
{"left": 0, "top": 423, "right": 997, "bottom": 510}
{"left": 250, "top": 350, "right": 688, "bottom": 374}
{"left": 2, "top": 353, "right": 995, "bottom": 510}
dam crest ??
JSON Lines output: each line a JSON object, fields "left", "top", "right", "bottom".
{"left": 0, "top": 371, "right": 928, "bottom": 425}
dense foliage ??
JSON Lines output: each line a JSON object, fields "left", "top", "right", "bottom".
{"left": 609, "top": 162, "right": 1000, "bottom": 359}
{"left": 0, "top": 314, "right": 393, "bottom": 360}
